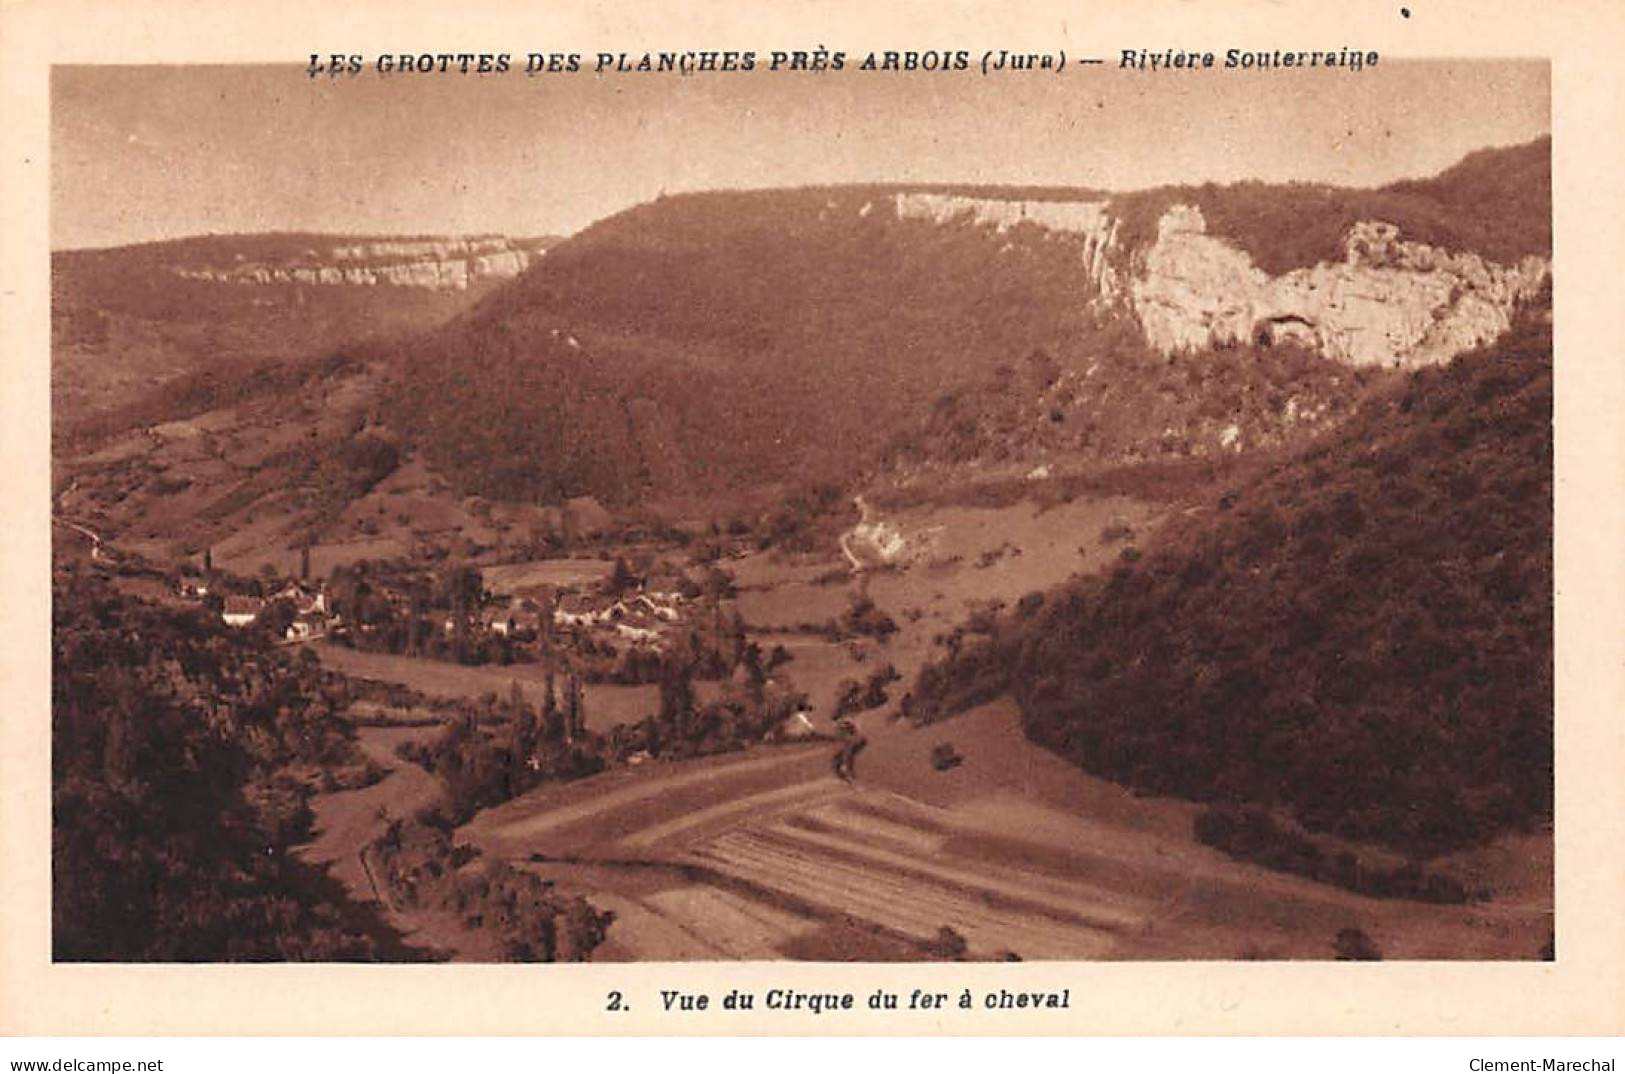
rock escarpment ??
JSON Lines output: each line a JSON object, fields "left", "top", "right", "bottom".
{"left": 893, "top": 192, "right": 1121, "bottom": 297}
{"left": 890, "top": 193, "right": 1549, "bottom": 370}
{"left": 175, "top": 235, "right": 550, "bottom": 292}
{"left": 1129, "top": 208, "right": 1550, "bottom": 368}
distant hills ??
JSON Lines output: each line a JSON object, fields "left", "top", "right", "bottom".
{"left": 51, "top": 232, "right": 555, "bottom": 440}
{"left": 55, "top": 138, "right": 1551, "bottom": 517}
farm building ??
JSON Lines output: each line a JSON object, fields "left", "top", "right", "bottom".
{"left": 221, "top": 595, "right": 264, "bottom": 628}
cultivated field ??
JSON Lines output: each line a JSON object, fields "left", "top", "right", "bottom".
{"left": 313, "top": 644, "right": 658, "bottom": 733}
{"left": 480, "top": 557, "right": 614, "bottom": 594}
{"left": 460, "top": 698, "right": 1551, "bottom": 961}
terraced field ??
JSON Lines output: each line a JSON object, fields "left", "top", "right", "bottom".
{"left": 458, "top": 700, "right": 1552, "bottom": 962}
{"left": 688, "top": 796, "right": 1137, "bottom": 959}
{"left": 295, "top": 487, "right": 1550, "bottom": 963}
{"left": 463, "top": 728, "right": 1153, "bottom": 961}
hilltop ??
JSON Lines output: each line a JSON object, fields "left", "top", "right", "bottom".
{"left": 383, "top": 138, "right": 1550, "bottom": 507}
{"left": 53, "top": 138, "right": 1552, "bottom": 582}
{"left": 1110, "top": 136, "right": 1551, "bottom": 275}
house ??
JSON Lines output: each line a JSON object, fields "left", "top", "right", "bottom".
{"left": 271, "top": 580, "right": 328, "bottom": 616}
{"left": 629, "top": 593, "right": 681, "bottom": 622}
{"left": 221, "top": 595, "right": 264, "bottom": 628}
{"left": 551, "top": 586, "right": 682, "bottom": 644}
{"left": 613, "top": 608, "right": 665, "bottom": 645}
{"left": 283, "top": 612, "right": 324, "bottom": 642}
{"left": 481, "top": 606, "right": 517, "bottom": 637}
{"left": 779, "top": 710, "right": 818, "bottom": 739}
{"left": 554, "top": 593, "right": 606, "bottom": 629}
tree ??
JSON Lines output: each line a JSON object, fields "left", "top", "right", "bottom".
{"left": 702, "top": 566, "right": 736, "bottom": 600}
{"left": 659, "top": 661, "right": 696, "bottom": 735}
{"left": 507, "top": 681, "right": 536, "bottom": 797}
{"left": 925, "top": 926, "right": 968, "bottom": 960}
{"left": 1333, "top": 927, "right": 1382, "bottom": 961}
{"left": 406, "top": 582, "right": 426, "bottom": 656}
{"left": 728, "top": 608, "right": 749, "bottom": 671}
{"left": 542, "top": 672, "right": 562, "bottom": 742}
{"left": 258, "top": 598, "right": 298, "bottom": 639}
{"left": 438, "top": 564, "right": 484, "bottom": 614}
{"left": 536, "top": 586, "right": 557, "bottom": 653}
{"left": 564, "top": 673, "right": 584, "bottom": 744}
{"left": 740, "top": 641, "right": 766, "bottom": 694}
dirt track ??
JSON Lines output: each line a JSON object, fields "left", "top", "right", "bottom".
{"left": 299, "top": 724, "right": 504, "bottom": 960}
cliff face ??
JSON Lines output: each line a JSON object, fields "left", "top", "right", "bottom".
{"left": 891, "top": 194, "right": 1549, "bottom": 370}
{"left": 174, "top": 235, "right": 550, "bottom": 292}
{"left": 1130, "top": 208, "right": 1550, "bottom": 368}
{"left": 893, "top": 192, "right": 1121, "bottom": 297}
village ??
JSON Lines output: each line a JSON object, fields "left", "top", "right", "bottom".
{"left": 181, "top": 550, "right": 706, "bottom": 666}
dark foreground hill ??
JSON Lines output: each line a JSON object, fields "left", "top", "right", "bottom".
{"left": 917, "top": 291, "right": 1553, "bottom": 857}
{"left": 51, "top": 568, "right": 397, "bottom": 960}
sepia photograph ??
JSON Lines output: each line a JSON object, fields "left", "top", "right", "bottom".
{"left": 42, "top": 53, "right": 1560, "bottom": 969}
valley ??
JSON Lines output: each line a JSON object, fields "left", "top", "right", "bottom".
{"left": 50, "top": 137, "right": 1554, "bottom": 964}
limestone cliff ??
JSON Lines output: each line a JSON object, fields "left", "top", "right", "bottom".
{"left": 890, "top": 193, "right": 1548, "bottom": 370}
{"left": 893, "top": 192, "right": 1120, "bottom": 298}
{"left": 175, "top": 235, "right": 550, "bottom": 292}
{"left": 1129, "top": 208, "right": 1550, "bottom": 368}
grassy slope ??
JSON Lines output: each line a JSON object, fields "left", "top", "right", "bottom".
{"left": 385, "top": 185, "right": 1112, "bottom": 503}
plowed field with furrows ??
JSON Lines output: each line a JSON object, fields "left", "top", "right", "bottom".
{"left": 461, "top": 703, "right": 1550, "bottom": 962}
{"left": 468, "top": 744, "right": 1152, "bottom": 959}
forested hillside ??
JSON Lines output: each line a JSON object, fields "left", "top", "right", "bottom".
{"left": 385, "top": 184, "right": 1111, "bottom": 502}
{"left": 1109, "top": 137, "right": 1552, "bottom": 274}
{"left": 917, "top": 290, "right": 1553, "bottom": 856}
{"left": 52, "top": 233, "right": 544, "bottom": 443}
{"left": 382, "top": 139, "right": 1549, "bottom": 507}
{"left": 51, "top": 569, "right": 396, "bottom": 959}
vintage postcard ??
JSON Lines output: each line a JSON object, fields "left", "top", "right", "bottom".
{"left": 2, "top": 0, "right": 1621, "bottom": 1038}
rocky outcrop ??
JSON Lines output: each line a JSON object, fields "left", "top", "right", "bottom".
{"left": 1130, "top": 208, "right": 1550, "bottom": 368}
{"left": 893, "top": 192, "right": 1120, "bottom": 298}
{"left": 330, "top": 237, "right": 513, "bottom": 262}
{"left": 175, "top": 236, "right": 548, "bottom": 292}
{"left": 890, "top": 193, "right": 1548, "bottom": 370}
{"left": 839, "top": 495, "right": 908, "bottom": 571}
